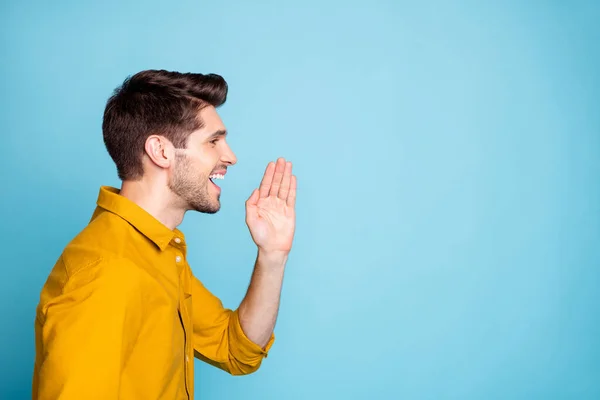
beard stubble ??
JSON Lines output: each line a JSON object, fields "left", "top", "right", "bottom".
{"left": 168, "top": 153, "right": 220, "bottom": 214}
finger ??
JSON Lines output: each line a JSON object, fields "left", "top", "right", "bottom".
{"left": 278, "top": 161, "right": 292, "bottom": 200}
{"left": 268, "top": 158, "right": 286, "bottom": 197}
{"left": 246, "top": 188, "right": 259, "bottom": 207}
{"left": 286, "top": 175, "right": 297, "bottom": 207}
{"left": 259, "top": 162, "right": 276, "bottom": 198}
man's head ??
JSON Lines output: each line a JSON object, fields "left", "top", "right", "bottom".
{"left": 102, "top": 69, "right": 237, "bottom": 214}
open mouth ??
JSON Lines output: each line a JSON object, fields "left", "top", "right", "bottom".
{"left": 209, "top": 172, "right": 225, "bottom": 190}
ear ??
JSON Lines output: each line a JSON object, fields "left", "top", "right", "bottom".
{"left": 144, "top": 135, "right": 174, "bottom": 170}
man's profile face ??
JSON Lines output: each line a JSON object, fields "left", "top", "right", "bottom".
{"left": 168, "top": 106, "right": 237, "bottom": 213}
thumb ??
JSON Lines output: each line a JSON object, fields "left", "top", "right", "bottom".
{"left": 245, "top": 188, "right": 259, "bottom": 207}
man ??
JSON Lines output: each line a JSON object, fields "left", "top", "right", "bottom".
{"left": 31, "top": 70, "right": 296, "bottom": 399}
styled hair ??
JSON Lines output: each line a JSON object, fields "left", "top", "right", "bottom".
{"left": 102, "top": 69, "right": 228, "bottom": 180}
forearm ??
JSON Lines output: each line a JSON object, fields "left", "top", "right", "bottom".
{"left": 237, "top": 249, "right": 287, "bottom": 348}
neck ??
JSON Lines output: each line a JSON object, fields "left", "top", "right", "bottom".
{"left": 119, "top": 177, "right": 185, "bottom": 230}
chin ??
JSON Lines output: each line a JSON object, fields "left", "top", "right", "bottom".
{"left": 205, "top": 203, "right": 221, "bottom": 214}
{"left": 192, "top": 198, "right": 221, "bottom": 214}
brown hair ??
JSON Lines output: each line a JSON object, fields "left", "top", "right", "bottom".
{"left": 102, "top": 69, "right": 228, "bottom": 180}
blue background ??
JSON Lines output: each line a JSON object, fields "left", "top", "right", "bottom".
{"left": 1, "top": 1, "right": 599, "bottom": 399}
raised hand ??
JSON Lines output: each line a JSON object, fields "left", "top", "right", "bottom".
{"left": 245, "top": 158, "right": 297, "bottom": 254}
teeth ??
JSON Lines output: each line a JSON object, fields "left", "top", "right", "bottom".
{"left": 209, "top": 174, "right": 224, "bottom": 180}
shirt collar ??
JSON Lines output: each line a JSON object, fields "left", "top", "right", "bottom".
{"left": 95, "top": 186, "right": 183, "bottom": 251}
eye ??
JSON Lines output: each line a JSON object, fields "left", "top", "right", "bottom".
{"left": 209, "top": 138, "right": 219, "bottom": 146}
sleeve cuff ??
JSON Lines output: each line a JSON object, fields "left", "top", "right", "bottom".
{"left": 229, "top": 309, "right": 275, "bottom": 364}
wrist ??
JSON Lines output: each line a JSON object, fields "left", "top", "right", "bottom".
{"left": 256, "top": 248, "right": 289, "bottom": 269}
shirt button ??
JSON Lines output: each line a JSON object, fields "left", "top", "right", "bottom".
{"left": 175, "top": 256, "right": 182, "bottom": 263}
{"left": 174, "top": 237, "right": 181, "bottom": 244}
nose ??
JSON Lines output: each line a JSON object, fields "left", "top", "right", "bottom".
{"left": 221, "top": 141, "right": 237, "bottom": 166}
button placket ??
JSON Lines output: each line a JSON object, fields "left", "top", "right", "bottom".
{"left": 177, "top": 257, "right": 191, "bottom": 399}
{"left": 173, "top": 240, "right": 192, "bottom": 398}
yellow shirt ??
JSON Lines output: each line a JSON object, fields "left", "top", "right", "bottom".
{"left": 32, "top": 186, "right": 274, "bottom": 400}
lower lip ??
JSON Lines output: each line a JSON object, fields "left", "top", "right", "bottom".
{"left": 209, "top": 179, "right": 221, "bottom": 193}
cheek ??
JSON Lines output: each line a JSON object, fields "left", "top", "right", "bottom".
{"left": 189, "top": 150, "right": 216, "bottom": 172}
{"left": 198, "top": 145, "right": 219, "bottom": 160}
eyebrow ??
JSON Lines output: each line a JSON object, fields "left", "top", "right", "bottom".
{"left": 206, "top": 129, "right": 227, "bottom": 140}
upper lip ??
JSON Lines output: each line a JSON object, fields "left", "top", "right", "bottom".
{"left": 210, "top": 170, "right": 227, "bottom": 176}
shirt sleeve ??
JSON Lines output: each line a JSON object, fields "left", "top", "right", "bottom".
{"left": 34, "top": 257, "right": 144, "bottom": 400}
{"left": 190, "top": 275, "right": 275, "bottom": 375}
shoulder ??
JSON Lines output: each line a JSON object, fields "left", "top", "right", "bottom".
{"left": 60, "top": 211, "right": 144, "bottom": 278}
{"left": 64, "top": 212, "right": 132, "bottom": 260}
{"left": 37, "top": 256, "right": 146, "bottom": 324}
{"left": 65, "top": 255, "right": 145, "bottom": 291}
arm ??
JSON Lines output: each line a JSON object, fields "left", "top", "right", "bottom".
{"left": 237, "top": 250, "right": 287, "bottom": 349}
{"left": 239, "top": 158, "right": 296, "bottom": 347}
{"left": 192, "top": 158, "right": 296, "bottom": 374}
{"left": 34, "top": 258, "right": 144, "bottom": 400}
{"left": 190, "top": 274, "right": 275, "bottom": 375}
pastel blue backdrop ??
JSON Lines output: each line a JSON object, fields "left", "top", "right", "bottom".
{"left": 1, "top": 1, "right": 599, "bottom": 399}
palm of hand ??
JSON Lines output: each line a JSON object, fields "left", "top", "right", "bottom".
{"left": 245, "top": 158, "right": 297, "bottom": 254}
